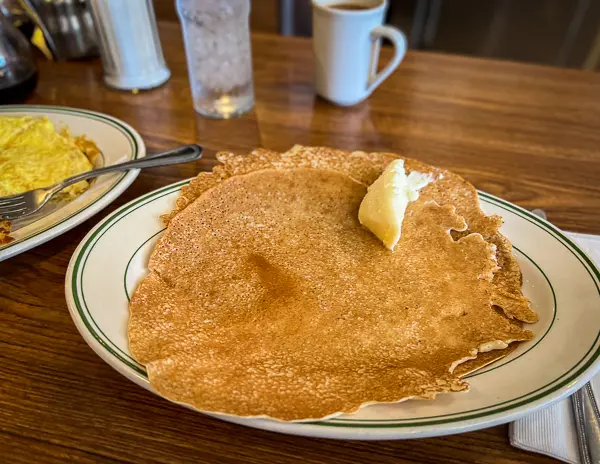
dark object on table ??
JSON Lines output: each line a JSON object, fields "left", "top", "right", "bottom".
{"left": 0, "top": 7, "right": 38, "bottom": 103}
{"left": 19, "top": 0, "right": 98, "bottom": 60}
{"left": 1, "top": 0, "right": 34, "bottom": 38}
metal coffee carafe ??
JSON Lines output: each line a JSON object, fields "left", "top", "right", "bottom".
{"left": 19, "top": 0, "right": 98, "bottom": 60}
{"left": 0, "top": 5, "right": 38, "bottom": 103}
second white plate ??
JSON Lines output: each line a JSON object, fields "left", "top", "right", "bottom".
{"left": 0, "top": 105, "right": 146, "bottom": 261}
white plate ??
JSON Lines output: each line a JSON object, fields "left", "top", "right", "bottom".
{"left": 0, "top": 105, "right": 145, "bottom": 261}
{"left": 65, "top": 180, "right": 600, "bottom": 440}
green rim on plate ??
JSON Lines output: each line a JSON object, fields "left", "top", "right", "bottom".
{"left": 69, "top": 184, "right": 600, "bottom": 428}
{"left": 0, "top": 105, "right": 140, "bottom": 252}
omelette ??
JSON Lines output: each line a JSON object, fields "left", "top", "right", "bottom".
{"left": 0, "top": 116, "right": 94, "bottom": 197}
{"left": 0, "top": 116, "right": 98, "bottom": 245}
{"left": 128, "top": 146, "right": 537, "bottom": 421}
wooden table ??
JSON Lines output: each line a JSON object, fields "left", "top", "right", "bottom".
{"left": 2, "top": 21, "right": 600, "bottom": 463}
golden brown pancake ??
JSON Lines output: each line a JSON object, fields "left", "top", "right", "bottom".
{"left": 129, "top": 146, "right": 536, "bottom": 421}
{"left": 252, "top": 148, "right": 537, "bottom": 370}
{"left": 165, "top": 145, "right": 537, "bottom": 325}
{"left": 454, "top": 343, "right": 519, "bottom": 377}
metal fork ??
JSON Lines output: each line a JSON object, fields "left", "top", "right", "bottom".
{"left": 0, "top": 144, "right": 203, "bottom": 221}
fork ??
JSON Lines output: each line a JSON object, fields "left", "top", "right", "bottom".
{"left": 0, "top": 144, "right": 203, "bottom": 221}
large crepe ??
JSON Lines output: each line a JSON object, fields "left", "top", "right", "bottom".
{"left": 129, "top": 146, "right": 536, "bottom": 421}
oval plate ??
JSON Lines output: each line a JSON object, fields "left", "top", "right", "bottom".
{"left": 0, "top": 105, "right": 145, "bottom": 261}
{"left": 65, "top": 180, "right": 600, "bottom": 440}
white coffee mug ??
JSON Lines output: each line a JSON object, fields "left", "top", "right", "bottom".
{"left": 312, "top": 0, "right": 407, "bottom": 106}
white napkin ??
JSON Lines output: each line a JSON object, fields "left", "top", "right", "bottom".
{"left": 510, "top": 232, "right": 600, "bottom": 463}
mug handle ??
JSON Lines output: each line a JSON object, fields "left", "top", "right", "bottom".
{"left": 366, "top": 25, "right": 407, "bottom": 95}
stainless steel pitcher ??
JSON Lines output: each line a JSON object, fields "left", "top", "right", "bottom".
{"left": 19, "top": 0, "right": 98, "bottom": 60}
{"left": 0, "top": 4, "right": 38, "bottom": 103}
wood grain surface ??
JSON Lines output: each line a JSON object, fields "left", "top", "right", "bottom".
{"left": 2, "top": 20, "right": 600, "bottom": 464}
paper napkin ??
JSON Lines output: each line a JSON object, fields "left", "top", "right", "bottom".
{"left": 510, "top": 232, "right": 600, "bottom": 463}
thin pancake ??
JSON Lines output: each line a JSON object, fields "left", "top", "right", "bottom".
{"left": 454, "top": 343, "right": 519, "bottom": 378}
{"left": 161, "top": 146, "right": 535, "bottom": 380}
{"left": 129, "top": 150, "right": 535, "bottom": 420}
{"left": 165, "top": 145, "right": 537, "bottom": 326}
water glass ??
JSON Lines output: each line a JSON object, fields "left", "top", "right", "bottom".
{"left": 176, "top": 0, "right": 255, "bottom": 119}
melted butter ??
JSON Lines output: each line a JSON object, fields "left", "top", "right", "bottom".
{"left": 358, "top": 159, "right": 433, "bottom": 251}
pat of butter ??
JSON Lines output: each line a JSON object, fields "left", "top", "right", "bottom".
{"left": 358, "top": 159, "right": 433, "bottom": 251}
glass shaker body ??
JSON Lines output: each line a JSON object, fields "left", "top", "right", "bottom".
{"left": 90, "top": 0, "right": 170, "bottom": 90}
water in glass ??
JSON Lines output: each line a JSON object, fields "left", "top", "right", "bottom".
{"left": 176, "top": 0, "right": 254, "bottom": 118}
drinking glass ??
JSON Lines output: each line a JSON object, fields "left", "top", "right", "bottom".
{"left": 176, "top": 0, "right": 254, "bottom": 119}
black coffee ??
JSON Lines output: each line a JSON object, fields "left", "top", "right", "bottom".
{"left": 329, "top": 3, "right": 374, "bottom": 11}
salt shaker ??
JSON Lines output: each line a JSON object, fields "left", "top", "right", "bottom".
{"left": 89, "top": 0, "right": 170, "bottom": 90}
{"left": 176, "top": 0, "right": 254, "bottom": 118}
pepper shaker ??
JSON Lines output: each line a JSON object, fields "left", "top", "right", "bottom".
{"left": 89, "top": 0, "right": 170, "bottom": 90}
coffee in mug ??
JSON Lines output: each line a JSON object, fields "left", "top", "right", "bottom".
{"left": 329, "top": 3, "right": 373, "bottom": 10}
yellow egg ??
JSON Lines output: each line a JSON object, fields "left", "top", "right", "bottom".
{"left": 0, "top": 117, "right": 94, "bottom": 198}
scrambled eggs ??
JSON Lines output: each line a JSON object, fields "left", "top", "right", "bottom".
{"left": 0, "top": 116, "right": 94, "bottom": 197}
